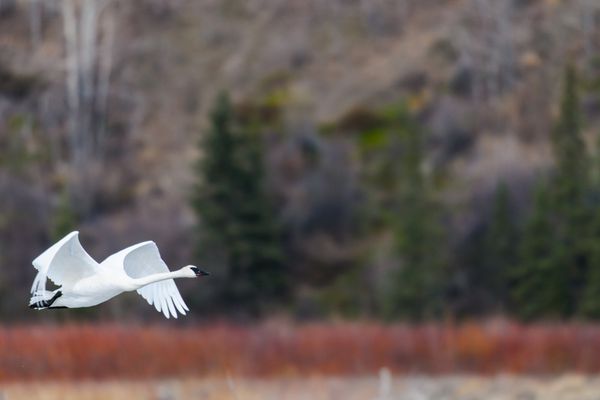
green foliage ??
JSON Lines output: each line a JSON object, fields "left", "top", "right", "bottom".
{"left": 550, "top": 65, "right": 587, "bottom": 212}
{"left": 191, "top": 92, "right": 288, "bottom": 317}
{"left": 0, "top": 115, "right": 40, "bottom": 174}
{"left": 548, "top": 66, "right": 590, "bottom": 317}
{"left": 512, "top": 65, "right": 592, "bottom": 320}
{"left": 483, "top": 183, "right": 518, "bottom": 311}
{"left": 361, "top": 104, "right": 422, "bottom": 222}
{"left": 579, "top": 210, "right": 600, "bottom": 318}
{"left": 580, "top": 137, "right": 600, "bottom": 318}
{"left": 329, "top": 102, "right": 448, "bottom": 320}
{"left": 382, "top": 108, "right": 447, "bottom": 321}
{"left": 511, "top": 184, "right": 569, "bottom": 319}
{"left": 51, "top": 190, "right": 79, "bottom": 242}
{"left": 318, "top": 262, "right": 367, "bottom": 318}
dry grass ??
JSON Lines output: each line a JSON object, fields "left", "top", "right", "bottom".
{"left": 2, "top": 375, "right": 600, "bottom": 400}
{"left": 2, "top": 321, "right": 600, "bottom": 382}
{"left": 0, "top": 377, "right": 380, "bottom": 400}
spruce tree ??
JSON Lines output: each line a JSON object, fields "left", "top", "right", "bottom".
{"left": 551, "top": 65, "right": 586, "bottom": 206}
{"left": 513, "top": 65, "right": 590, "bottom": 319}
{"left": 512, "top": 184, "right": 568, "bottom": 319}
{"left": 579, "top": 208, "right": 600, "bottom": 318}
{"left": 384, "top": 111, "right": 446, "bottom": 320}
{"left": 580, "top": 138, "right": 600, "bottom": 317}
{"left": 191, "top": 93, "right": 287, "bottom": 317}
{"left": 483, "top": 183, "right": 517, "bottom": 311}
{"left": 550, "top": 65, "right": 590, "bottom": 316}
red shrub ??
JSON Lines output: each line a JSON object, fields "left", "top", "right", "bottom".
{"left": 2, "top": 320, "right": 600, "bottom": 381}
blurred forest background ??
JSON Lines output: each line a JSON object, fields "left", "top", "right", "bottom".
{"left": 2, "top": 0, "right": 600, "bottom": 323}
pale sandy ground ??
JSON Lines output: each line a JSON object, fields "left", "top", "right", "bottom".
{"left": 1, "top": 375, "right": 600, "bottom": 400}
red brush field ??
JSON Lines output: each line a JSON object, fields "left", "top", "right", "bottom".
{"left": 1, "top": 321, "right": 600, "bottom": 381}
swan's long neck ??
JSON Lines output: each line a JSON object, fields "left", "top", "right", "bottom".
{"left": 132, "top": 270, "right": 188, "bottom": 289}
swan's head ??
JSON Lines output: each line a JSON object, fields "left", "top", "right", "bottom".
{"left": 183, "top": 265, "right": 210, "bottom": 278}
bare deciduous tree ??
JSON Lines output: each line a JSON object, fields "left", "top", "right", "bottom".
{"left": 28, "top": 0, "right": 42, "bottom": 48}
{"left": 458, "top": 0, "right": 516, "bottom": 102}
{"left": 61, "top": 0, "right": 115, "bottom": 214}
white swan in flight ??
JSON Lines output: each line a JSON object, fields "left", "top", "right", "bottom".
{"left": 29, "top": 231, "right": 209, "bottom": 319}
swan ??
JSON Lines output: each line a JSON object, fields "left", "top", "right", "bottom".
{"left": 28, "top": 231, "right": 209, "bottom": 319}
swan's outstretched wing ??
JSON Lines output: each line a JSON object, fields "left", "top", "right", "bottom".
{"left": 31, "top": 231, "right": 99, "bottom": 294}
{"left": 120, "top": 241, "right": 189, "bottom": 319}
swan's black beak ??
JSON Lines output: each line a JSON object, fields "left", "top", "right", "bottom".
{"left": 191, "top": 267, "right": 210, "bottom": 277}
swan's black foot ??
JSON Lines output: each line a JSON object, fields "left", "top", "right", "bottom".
{"left": 29, "top": 291, "right": 62, "bottom": 310}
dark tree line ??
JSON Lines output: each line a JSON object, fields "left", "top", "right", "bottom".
{"left": 191, "top": 65, "right": 600, "bottom": 321}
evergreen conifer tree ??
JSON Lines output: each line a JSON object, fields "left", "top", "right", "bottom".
{"left": 384, "top": 111, "right": 446, "bottom": 320}
{"left": 551, "top": 65, "right": 586, "bottom": 207}
{"left": 580, "top": 138, "right": 600, "bottom": 317}
{"left": 513, "top": 65, "right": 589, "bottom": 319}
{"left": 579, "top": 209, "right": 600, "bottom": 318}
{"left": 483, "top": 183, "right": 517, "bottom": 311}
{"left": 512, "top": 184, "right": 568, "bottom": 319}
{"left": 550, "top": 65, "right": 590, "bottom": 316}
{"left": 191, "top": 93, "right": 287, "bottom": 317}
